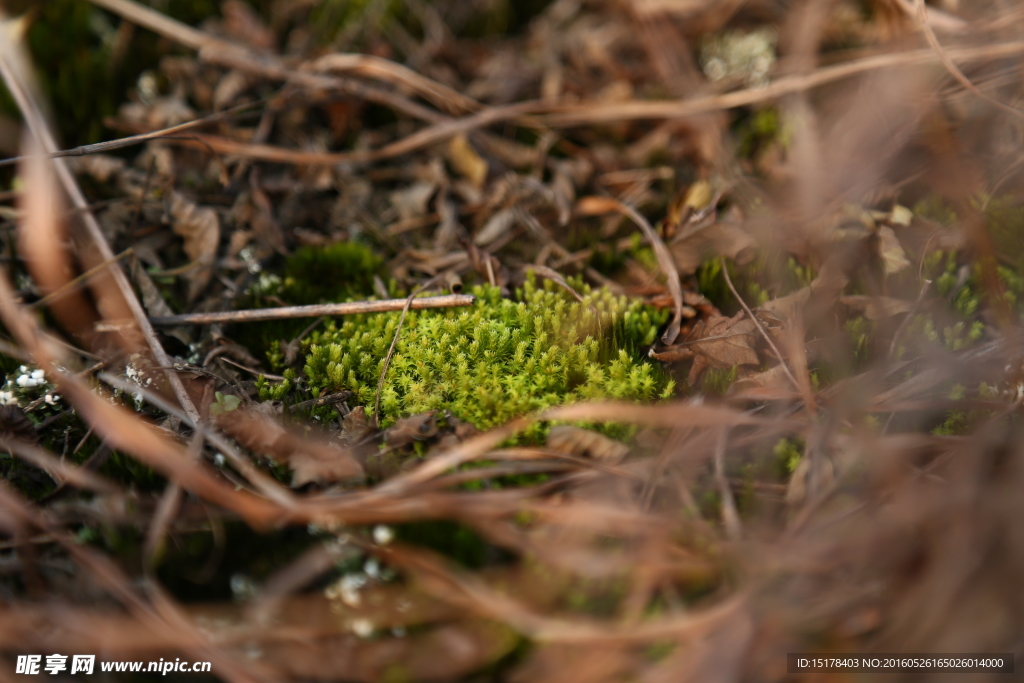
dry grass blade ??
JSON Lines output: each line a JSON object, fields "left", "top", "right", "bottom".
{"left": 912, "top": 0, "right": 1024, "bottom": 119}
{"left": 576, "top": 196, "right": 685, "bottom": 343}
{"left": 541, "top": 41, "right": 1024, "bottom": 126}
{"left": 0, "top": 100, "right": 264, "bottom": 168}
{"left": 0, "top": 437, "right": 119, "bottom": 495}
{"left": 307, "top": 53, "right": 481, "bottom": 115}
{"left": 0, "top": 19, "right": 203, "bottom": 425}
{"left": 0, "top": 262, "right": 282, "bottom": 527}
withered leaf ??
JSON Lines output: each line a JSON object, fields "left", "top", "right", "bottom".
{"left": 447, "top": 134, "right": 489, "bottom": 189}
{"left": 669, "top": 221, "right": 757, "bottom": 275}
{"left": 167, "top": 191, "right": 220, "bottom": 302}
{"left": 384, "top": 411, "right": 438, "bottom": 448}
{"left": 390, "top": 181, "right": 437, "bottom": 222}
{"left": 877, "top": 225, "right": 910, "bottom": 274}
{"left": 217, "top": 407, "right": 364, "bottom": 487}
{"left": 474, "top": 207, "right": 517, "bottom": 246}
{"left": 341, "top": 406, "right": 375, "bottom": 445}
{"left": 652, "top": 313, "right": 761, "bottom": 384}
{"left": 547, "top": 426, "right": 629, "bottom": 463}
{"left": 840, "top": 295, "right": 914, "bottom": 320}
{"left": 684, "top": 314, "right": 759, "bottom": 366}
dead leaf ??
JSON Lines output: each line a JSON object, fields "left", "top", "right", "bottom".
{"left": 167, "top": 191, "right": 220, "bottom": 302}
{"left": 447, "top": 134, "right": 489, "bottom": 188}
{"left": 129, "top": 258, "right": 191, "bottom": 346}
{"left": 669, "top": 221, "right": 757, "bottom": 275}
{"left": 390, "top": 181, "right": 437, "bottom": 222}
{"left": 652, "top": 312, "right": 761, "bottom": 384}
{"left": 385, "top": 411, "right": 439, "bottom": 448}
{"left": 474, "top": 207, "right": 517, "bottom": 246}
{"left": 877, "top": 225, "right": 910, "bottom": 274}
{"left": 217, "top": 407, "right": 364, "bottom": 487}
{"left": 547, "top": 426, "right": 629, "bottom": 463}
{"left": 840, "top": 295, "right": 914, "bottom": 320}
{"left": 219, "top": 0, "right": 275, "bottom": 50}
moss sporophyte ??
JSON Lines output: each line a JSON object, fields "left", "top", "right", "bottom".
{"left": 293, "top": 275, "right": 674, "bottom": 432}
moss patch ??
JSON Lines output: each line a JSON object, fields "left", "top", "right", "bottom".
{"left": 301, "top": 275, "right": 673, "bottom": 432}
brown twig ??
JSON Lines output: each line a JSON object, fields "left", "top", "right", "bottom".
{"left": 149, "top": 293, "right": 476, "bottom": 326}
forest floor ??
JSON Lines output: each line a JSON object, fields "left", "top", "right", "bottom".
{"left": 0, "top": 0, "right": 1023, "bottom": 681}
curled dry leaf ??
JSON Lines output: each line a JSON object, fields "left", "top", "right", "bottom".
{"left": 474, "top": 207, "right": 517, "bottom": 246}
{"left": 651, "top": 312, "right": 761, "bottom": 384}
{"left": 216, "top": 406, "right": 364, "bottom": 487}
{"left": 547, "top": 426, "right": 629, "bottom": 463}
{"left": 877, "top": 225, "right": 911, "bottom": 274}
{"left": 840, "top": 295, "right": 915, "bottom": 320}
{"left": 341, "top": 406, "right": 375, "bottom": 445}
{"left": 384, "top": 411, "right": 439, "bottom": 448}
{"left": 167, "top": 191, "right": 220, "bottom": 302}
{"left": 448, "top": 134, "right": 489, "bottom": 189}
{"left": 390, "top": 181, "right": 437, "bottom": 222}
{"left": 670, "top": 221, "right": 757, "bottom": 275}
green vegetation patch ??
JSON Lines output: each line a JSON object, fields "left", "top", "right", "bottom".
{"left": 301, "top": 275, "right": 674, "bottom": 430}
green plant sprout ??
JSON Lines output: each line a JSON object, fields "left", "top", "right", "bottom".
{"left": 299, "top": 275, "right": 674, "bottom": 433}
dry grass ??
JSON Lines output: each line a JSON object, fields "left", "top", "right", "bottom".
{"left": 0, "top": 0, "right": 1022, "bottom": 681}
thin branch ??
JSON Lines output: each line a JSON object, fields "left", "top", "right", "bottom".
{"left": 0, "top": 100, "right": 264, "bottom": 168}
{"left": 149, "top": 293, "right": 475, "bottom": 326}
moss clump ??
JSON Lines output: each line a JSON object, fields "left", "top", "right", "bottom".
{"left": 302, "top": 275, "right": 674, "bottom": 431}
{"left": 241, "top": 241, "right": 386, "bottom": 366}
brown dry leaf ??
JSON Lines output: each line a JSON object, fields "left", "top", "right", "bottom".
{"left": 341, "top": 406, "right": 375, "bottom": 445}
{"left": 390, "top": 181, "right": 437, "bottom": 222}
{"left": 840, "top": 295, "right": 915, "bottom": 320}
{"left": 652, "top": 313, "right": 760, "bottom": 384}
{"left": 665, "top": 179, "right": 714, "bottom": 230}
{"left": 217, "top": 407, "right": 364, "bottom": 487}
{"left": 877, "top": 225, "right": 911, "bottom": 274}
{"left": 447, "top": 134, "right": 489, "bottom": 189}
{"left": 669, "top": 222, "right": 757, "bottom": 275}
{"left": 474, "top": 207, "right": 517, "bottom": 246}
{"left": 547, "top": 426, "right": 629, "bottom": 463}
{"left": 167, "top": 191, "right": 220, "bottom": 302}
{"left": 384, "top": 411, "right": 439, "bottom": 448}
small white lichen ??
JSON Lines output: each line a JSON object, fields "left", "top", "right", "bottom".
{"left": 349, "top": 618, "right": 373, "bottom": 638}
{"left": 372, "top": 525, "right": 394, "bottom": 545}
{"left": 699, "top": 27, "right": 777, "bottom": 87}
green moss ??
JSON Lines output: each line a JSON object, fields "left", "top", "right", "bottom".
{"left": 773, "top": 437, "right": 804, "bottom": 475}
{"left": 241, "top": 242, "right": 386, "bottom": 367}
{"left": 301, "top": 275, "right": 673, "bottom": 432}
